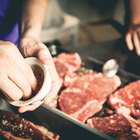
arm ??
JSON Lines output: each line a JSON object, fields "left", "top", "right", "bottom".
{"left": 19, "top": 0, "right": 61, "bottom": 113}
{"left": 125, "top": 0, "right": 140, "bottom": 55}
{"left": 21, "top": 0, "right": 48, "bottom": 40}
{"left": 129, "top": 0, "right": 140, "bottom": 26}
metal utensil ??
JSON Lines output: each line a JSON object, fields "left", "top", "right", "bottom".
{"left": 102, "top": 59, "right": 119, "bottom": 77}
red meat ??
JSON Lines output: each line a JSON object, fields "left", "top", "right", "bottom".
{"left": 108, "top": 80, "right": 140, "bottom": 137}
{"left": 59, "top": 72, "right": 121, "bottom": 122}
{"left": 87, "top": 114, "right": 138, "bottom": 140}
{"left": 0, "top": 110, "right": 59, "bottom": 140}
{"left": 54, "top": 53, "right": 82, "bottom": 80}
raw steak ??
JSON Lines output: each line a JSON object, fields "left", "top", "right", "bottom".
{"left": 63, "top": 70, "right": 97, "bottom": 87}
{"left": 59, "top": 72, "right": 121, "bottom": 122}
{"left": 0, "top": 110, "right": 59, "bottom": 140}
{"left": 87, "top": 114, "right": 138, "bottom": 140}
{"left": 54, "top": 53, "right": 82, "bottom": 79}
{"left": 56, "top": 53, "right": 82, "bottom": 71}
{"left": 108, "top": 80, "right": 140, "bottom": 137}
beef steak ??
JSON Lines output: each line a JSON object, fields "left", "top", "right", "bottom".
{"left": 108, "top": 80, "right": 140, "bottom": 137}
{"left": 54, "top": 53, "right": 82, "bottom": 80}
{"left": 0, "top": 110, "right": 59, "bottom": 140}
{"left": 59, "top": 72, "right": 121, "bottom": 122}
{"left": 87, "top": 114, "right": 138, "bottom": 139}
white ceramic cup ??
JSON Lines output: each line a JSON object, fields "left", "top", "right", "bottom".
{"left": 9, "top": 57, "right": 52, "bottom": 107}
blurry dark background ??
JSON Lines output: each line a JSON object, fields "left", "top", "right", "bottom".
{"left": 41, "top": 0, "right": 140, "bottom": 76}
{"left": 41, "top": 0, "right": 125, "bottom": 47}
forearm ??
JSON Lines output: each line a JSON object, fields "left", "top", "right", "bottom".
{"left": 22, "top": 0, "right": 48, "bottom": 40}
{"left": 129, "top": 0, "right": 140, "bottom": 25}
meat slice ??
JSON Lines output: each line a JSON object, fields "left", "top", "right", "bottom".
{"left": 64, "top": 71, "right": 121, "bottom": 92}
{"left": 54, "top": 58, "right": 69, "bottom": 79}
{"left": 108, "top": 80, "right": 140, "bottom": 118}
{"left": 59, "top": 72, "right": 121, "bottom": 122}
{"left": 108, "top": 80, "right": 140, "bottom": 137}
{"left": 56, "top": 53, "right": 82, "bottom": 71}
{"left": 54, "top": 53, "right": 82, "bottom": 80}
{"left": 0, "top": 110, "right": 59, "bottom": 140}
{"left": 87, "top": 114, "right": 138, "bottom": 140}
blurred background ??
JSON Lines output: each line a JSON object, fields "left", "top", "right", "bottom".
{"left": 41, "top": 0, "right": 126, "bottom": 48}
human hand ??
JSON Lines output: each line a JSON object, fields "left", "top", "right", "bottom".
{"left": 126, "top": 24, "right": 140, "bottom": 55}
{"left": 18, "top": 37, "right": 61, "bottom": 113}
{"left": 0, "top": 41, "right": 37, "bottom": 102}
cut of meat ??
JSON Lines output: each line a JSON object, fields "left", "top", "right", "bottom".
{"left": 64, "top": 71, "right": 121, "bottom": 92}
{"left": 108, "top": 80, "right": 140, "bottom": 119}
{"left": 59, "top": 72, "right": 121, "bottom": 122}
{"left": 58, "top": 88, "right": 104, "bottom": 122}
{"left": 108, "top": 80, "right": 140, "bottom": 137}
{"left": 54, "top": 58, "right": 69, "bottom": 79}
{"left": 56, "top": 53, "right": 82, "bottom": 71}
{"left": 0, "top": 110, "right": 59, "bottom": 140}
{"left": 54, "top": 53, "right": 82, "bottom": 80}
{"left": 87, "top": 114, "right": 138, "bottom": 139}
{"left": 63, "top": 70, "right": 97, "bottom": 87}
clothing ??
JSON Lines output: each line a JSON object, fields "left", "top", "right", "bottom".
{"left": 0, "top": 0, "right": 22, "bottom": 45}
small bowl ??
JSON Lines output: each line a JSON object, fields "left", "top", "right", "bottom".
{"left": 9, "top": 57, "right": 52, "bottom": 107}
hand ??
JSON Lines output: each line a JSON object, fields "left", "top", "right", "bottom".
{"left": 18, "top": 37, "right": 62, "bottom": 113}
{"left": 0, "top": 41, "right": 37, "bottom": 102}
{"left": 126, "top": 24, "right": 140, "bottom": 55}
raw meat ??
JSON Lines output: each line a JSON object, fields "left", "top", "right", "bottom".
{"left": 59, "top": 72, "right": 121, "bottom": 122}
{"left": 0, "top": 110, "right": 59, "bottom": 140}
{"left": 54, "top": 53, "right": 82, "bottom": 80}
{"left": 56, "top": 53, "right": 82, "bottom": 71}
{"left": 87, "top": 114, "right": 138, "bottom": 139}
{"left": 108, "top": 80, "right": 140, "bottom": 137}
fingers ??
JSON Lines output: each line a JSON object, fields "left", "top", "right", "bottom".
{"left": 38, "top": 44, "right": 59, "bottom": 80}
{"left": 0, "top": 75, "right": 23, "bottom": 101}
{"left": 18, "top": 100, "right": 43, "bottom": 113}
{"left": 20, "top": 40, "right": 61, "bottom": 109}
{"left": 15, "top": 61, "right": 37, "bottom": 91}
{"left": 44, "top": 79, "right": 62, "bottom": 105}
{"left": 126, "top": 33, "right": 133, "bottom": 51}
{"left": 8, "top": 66, "right": 32, "bottom": 99}
{"left": 37, "top": 44, "right": 62, "bottom": 106}
{"left": 126, "top": 30, "right": 140, "bottom": 55}
{"left": 133, "top": 32, "right": 140, "bottom": 55}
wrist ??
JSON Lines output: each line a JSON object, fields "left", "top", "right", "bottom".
{"left": 130, "top": 17, "right": 140, "bottom": 26}
{"left": 22, "top": 26, "right": 41, "bottom": 41}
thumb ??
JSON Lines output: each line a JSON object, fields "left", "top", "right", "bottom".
{"left": 37, "top": 44, "right": 52, "bottom": 64}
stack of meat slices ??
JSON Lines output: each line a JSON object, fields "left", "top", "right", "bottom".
{"left": 0, "top": 110, "right": 59, "bottom": 140}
